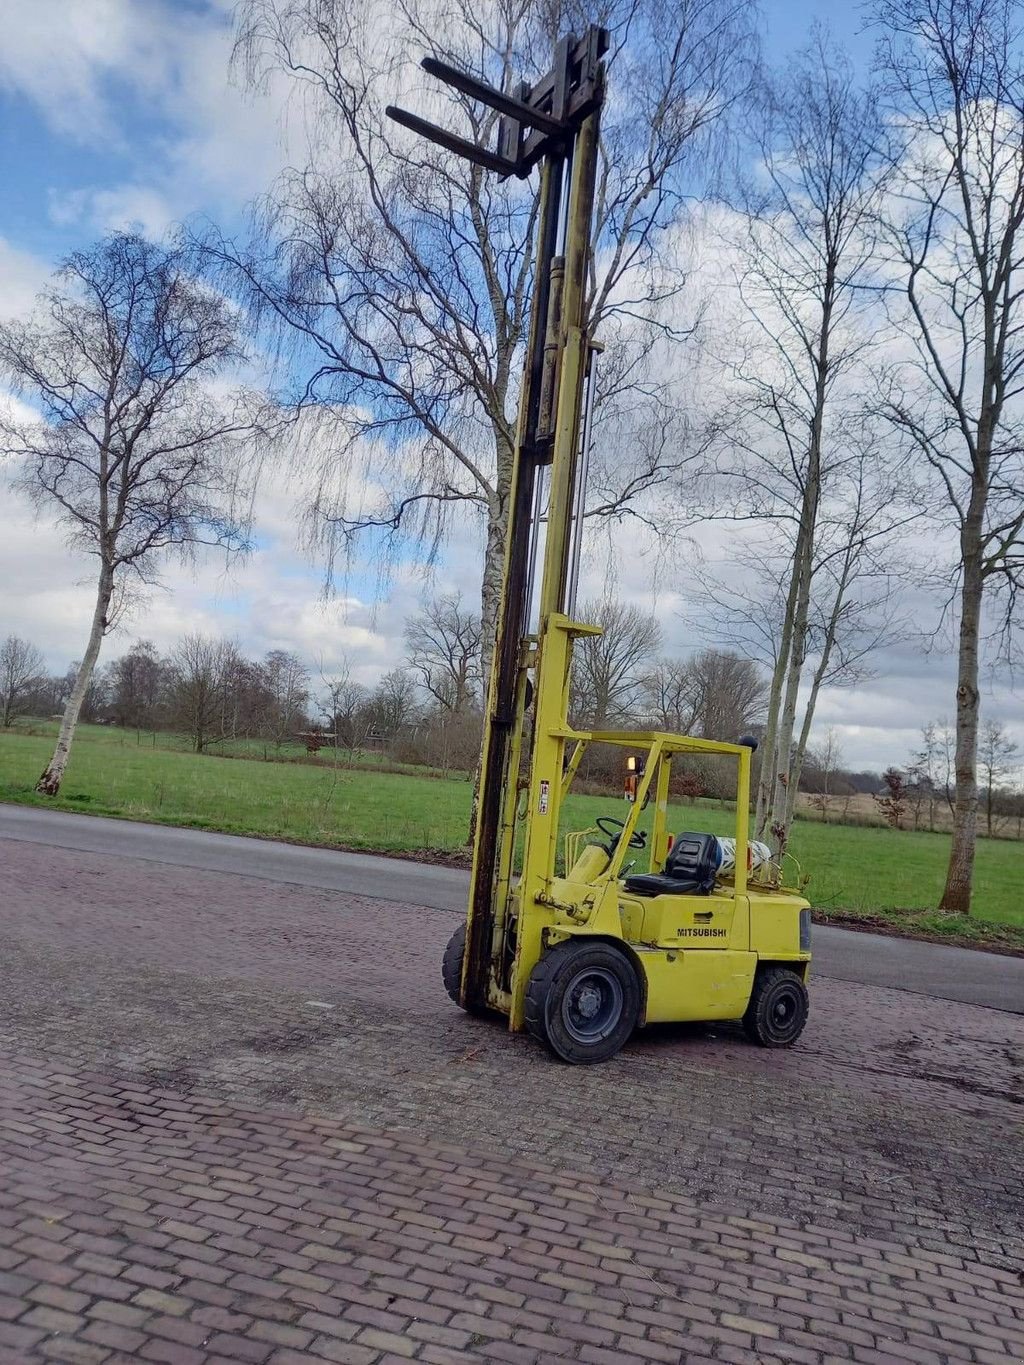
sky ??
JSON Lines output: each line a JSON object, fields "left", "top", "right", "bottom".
{"left": 0, "top": 0, "right": 1020, "bottom": 774}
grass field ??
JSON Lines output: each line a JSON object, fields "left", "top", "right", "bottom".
{"left": 2, "top": 724, "right": 1020, "bottom": 947}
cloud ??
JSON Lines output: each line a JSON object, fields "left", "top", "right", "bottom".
{"left": 0, "top": 235, "right": 50, "bottom": 318}
{"left": 1, "top": 0, "right": 288, "bottom": 238}
{"left": 48, "top": 186, "right": 177, "bottom": 240}
{"left": 0, "top": 0, "right": 144, "bottom": 144}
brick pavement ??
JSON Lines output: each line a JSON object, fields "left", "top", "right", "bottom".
{"left": 0, "top": 836, "right": 1022, "bottom": 1363}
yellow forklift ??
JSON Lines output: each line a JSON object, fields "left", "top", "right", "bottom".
{"left": 389, "top": 28, "right": 811, "bottom": 1064}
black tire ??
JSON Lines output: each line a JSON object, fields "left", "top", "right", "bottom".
{"left": 525, "top": 940, "right": 641, "bottom": 1065}
{"left": 742, "top": 966, "right": 809, "bottom": 1048}
{"left": 442, "top": 924, "right": 468, "bottom": 1007}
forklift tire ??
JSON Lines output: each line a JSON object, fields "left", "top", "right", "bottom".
{"left": 442, "top": 924, "right": 469, "bottom": 1007}
{"left": 742, "top": 966, "right": 809, "bottom": 1048}
{"left": 525, "top": 940, "right": 640, "bottom": 1065}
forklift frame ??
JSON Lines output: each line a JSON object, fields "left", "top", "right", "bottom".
{"left": 390, "top": 26, "right": 811, "bottom": 1061}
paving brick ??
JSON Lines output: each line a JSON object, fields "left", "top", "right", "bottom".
{"left": 34, "top": 1338, "right": 110, "bottom": 1363}
{"left": 203, "top": 1333, "right": 275, "bottom": 1361}
{"left": 0, "top": 1321, "right": 47, "bottom": 1352}
{"left": 407, "top": 1319, "right": 474, "bottom": 1349}
{"left": 306, "top": 1340, "right": 377, "bottom": 1364}
{"left": 139, "top": 1341, "right": 208, "bottom": 1365}
{"left": 0, "top": 840, "right": 1022, "bottom": 1365}
{"left": 355, "top": 1326, "right": 417, "bottom": 1356}
{"left": 131, "top": 1288, "right": 193, "bottom": 1316}
{"left": 25, "top": 1281, "right": 92, "bottom": 1314}
{"left": 80, "top": 1318, "right": 149, "bottom": 1353}
{"left": 249, "top": 1319, "right": 316, "bottom": 1349}
{"left": 84, "top": 1299, "right": 151, "bottom": 1328}
{"left": 20, "top": 1303, "right": 87, "bottom": 1334}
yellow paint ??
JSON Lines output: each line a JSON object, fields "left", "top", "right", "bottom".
{"left": 640, "top": 949, "right": 757, "bottom": 1023}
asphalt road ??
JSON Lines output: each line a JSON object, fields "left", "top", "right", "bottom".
{"left": 2, "top": 801, "right": 1021, "bottom": 1013}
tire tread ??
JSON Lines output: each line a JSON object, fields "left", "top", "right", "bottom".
{"left": 525, "top": 939, "right": 640, "bottom": 1064}
{"left": 743, "top": 964, "right": 809, "bottom": 1048}
{"left": 442, "top": 924, "right": 467, "bottom": 1006}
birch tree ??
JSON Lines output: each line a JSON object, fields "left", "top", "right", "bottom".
{"left": 718, "top": 31, "right": 890, "bottom": 853}
{"left": 0, "top": 233, "right": 253, "bottom": 794}
{"left": 874, "top": 0, "right": 1024, "bottom": 911}
{"left": 689, "top": 440, "right": 906, "bottom": 845}
{"left": 214, "top": 0, "right": 757, "bottom": 673}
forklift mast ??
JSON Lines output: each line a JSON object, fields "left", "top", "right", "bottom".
{"left": 389, "top": 27, "right": 610, "bottom": 1016}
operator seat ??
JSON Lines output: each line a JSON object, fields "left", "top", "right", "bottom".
{"left": 623, "top": 831, "right": 718, "bottom": 898}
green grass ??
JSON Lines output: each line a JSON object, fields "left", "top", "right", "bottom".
{"left": 8, "top": 720, "right": 446, "bottom": 774}
{"left": 0, "top": 727, "right": 471, "bottom": 853}
{"left": 2, "top": 724, "right": 1021, "bottom": 948}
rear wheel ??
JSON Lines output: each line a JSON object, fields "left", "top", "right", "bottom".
{"left": 742, "top": 966, "right": 809, "bottom": 1047}
{"left": 525, "top": 940, "right": 640, "bottom": 1065}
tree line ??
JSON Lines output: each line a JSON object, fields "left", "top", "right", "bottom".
{"left": 0, "top": 0, "right": 1021, "bottom": 911}
{"left": 0, "top": 598, "right": 767, "bottom": 784}
{"left": 803, "top": 719, "right": 1022, "bottom": 837}
{"left": 7, "top": 610, "right": 1020, "bottom": 831}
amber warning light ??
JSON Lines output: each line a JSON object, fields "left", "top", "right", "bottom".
{"left": 624, "top": 754, "right": 645, "bottom": 803}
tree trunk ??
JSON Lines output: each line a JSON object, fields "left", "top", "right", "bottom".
{"left": 755, "top": 577, "right": 797, "bottom": 837}
{"left": 36, "top": 564, "right": 114, "bottom": 796}
{"left": 768, "top": 505, "right": 816, "bottom": 855}
{"left": 766, "top": 279, "right": 830, "bottom": 853}
{"left": 784, "top": 653, "right": 824, "bottom": 833}
{"left": 769, "top": 607, "right": 808, "bottom": 857}
{"left": 479, "top": 453, "right": 512, "bottom": 688}
{"left": 468, "top": 483, "right": 510, "bottom": 844}
{"left": 939, "top": 549, "right": 983, "bottom": 913}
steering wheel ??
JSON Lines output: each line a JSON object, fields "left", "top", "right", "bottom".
{"left": 595, "top": 815, "right": 647, "bottom": 849}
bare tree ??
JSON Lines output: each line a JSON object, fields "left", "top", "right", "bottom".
{"left": 404, "top": 594, "right": 482, "bottom": 714}
{"left": 107, "top": 639, "right": 168, "bottom": 730}
{"left": 317, "top": 662, "right": 370, "bottom": 753}
{"left": 571, "top": 598, "right": 661, "bottom": 727}
{"left": 0, "top": 635, "right": 46, "bottom": 728}
{"left": 907, "top": 718, "right": 958, "bottom": 829}
{"left": 908, "top": 720, "right": 941, "bottom": 830}
{"left": 640, "top": 647, "right": 765, "bottom": 739}
{"left": 688, "top": 648, "right": 767, "bottom": 740}
{"left": 0, "top": 233, "right": 253, "bottom": 795}
{"left": 371, "top": 668, "right": 420, "bottom": 736}
{"left": 978, "top": 717, "right": 1020, "bottom": 836}
{"left": 805, "top": 727, "right": 848, "bottom": 823}
{"left": 640, "top": 658, "right": 702, "bottom": 734}
{"left": 168, "top": 635, "right": 244, "bottom": 754}
{"left": 716, "top": 30, "right": 890, "bottom": 855}
{"left": 260, "top": 648, "right": 310, "bottom": 746}
{"left": 873, "top": 0, "right": 1024, "bottom": 910}
{"left": 216, "top": 0, "right": 758, "bottom": 672}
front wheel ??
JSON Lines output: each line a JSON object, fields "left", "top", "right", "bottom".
{"left": 525, "top": 940, "right": 640, "bottom": 1065}
{"left": 742, "top": 966, "right": 809, "bottom": 1048}
{"left": 442, "top": 923, "right": 468, "bottom": 1006}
